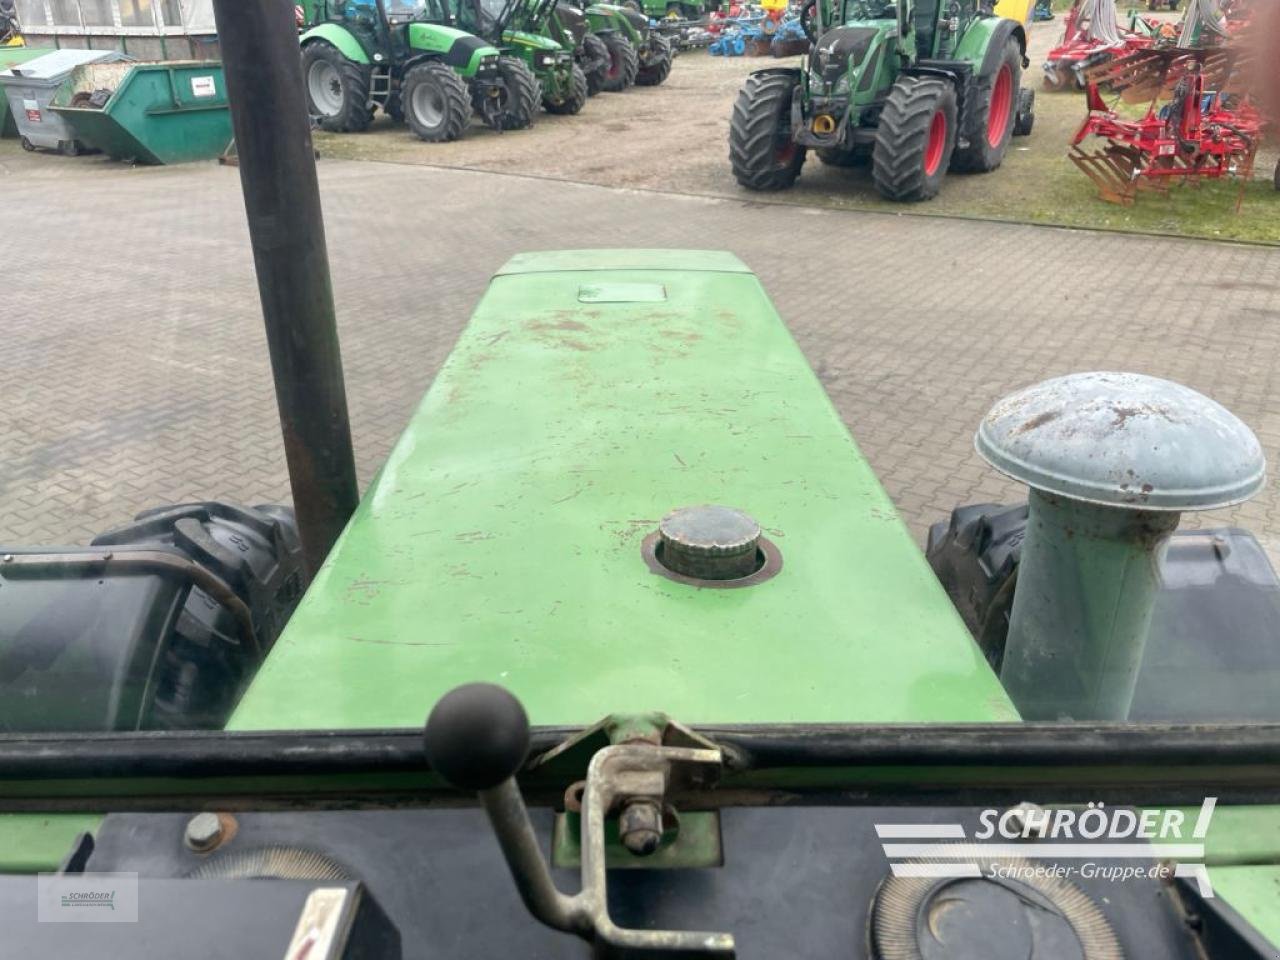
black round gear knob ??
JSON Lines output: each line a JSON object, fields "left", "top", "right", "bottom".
{"left": 424, "top": 683, "right": 531, "bottom": 791}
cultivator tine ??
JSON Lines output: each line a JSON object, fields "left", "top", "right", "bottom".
{"left": 1086, "top": 48, "right": 1173, "bottom": 101}
{"left": 1070, "top": 145, "right": 1139, "bottom": 205}
{"left": 1084, "top": 46, "right": 1253, "bottom": 103}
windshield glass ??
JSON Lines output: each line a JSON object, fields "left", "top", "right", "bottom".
{"left": 2, "top": 0, "right": 1280, "bottom": 953}
{"left": 385, "top": 0, "right": 429, "bottom": 15}
{"left": 449, "top": 0, "right": 506, "bottom": 31}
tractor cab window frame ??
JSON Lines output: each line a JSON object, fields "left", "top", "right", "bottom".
{"left": 839, "top": 0, "right": 897, "bottom": 21}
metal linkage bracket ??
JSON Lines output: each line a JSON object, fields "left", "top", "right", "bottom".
{"left": 483, "top": 744, "right": 734, "bottom": 958}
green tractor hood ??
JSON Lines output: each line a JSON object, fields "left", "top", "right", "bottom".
{"left": 502, "top": 27, "right": 564, "bottom": 50}
{"left": 807, "top": 20, "right": 899, "bottom": 107}
{"left": 229, "top": 250, "right": 1013, "bottom": 733}
{"left": 408, "top": 21, "right": 502, "bottom": 65}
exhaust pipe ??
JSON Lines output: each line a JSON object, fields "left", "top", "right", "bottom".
{"left": 975, "top": 372, "right": 1266, "bottom": 721}
{"left": 210, "top": 0, "right": 360, "bottom": 577}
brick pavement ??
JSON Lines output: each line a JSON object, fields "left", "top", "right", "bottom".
{"left": 2, "top": 147, "right": 1278, "bottom": 564}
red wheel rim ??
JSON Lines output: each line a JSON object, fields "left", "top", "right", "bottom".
{"left": 987, "top": 64, "right": 1013, "bottom": 149}
{"left": 923, "top": 110, "right": 947, "bottom": 176}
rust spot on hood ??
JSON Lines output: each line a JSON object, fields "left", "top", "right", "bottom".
{"left": 1016, "top": 410, "right": 1062, "bottom": 434}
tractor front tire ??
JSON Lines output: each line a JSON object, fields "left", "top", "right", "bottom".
{"left": 601, "top": 33, "right": 639, "bottom": 92}
{"left": 402, "top": 61, "right": 471, "bottom": 142}
{"left": 489, "top": 56, "right": 540, "bottom": 130}
{"left": 583, "top": 33, "right": 610, "bottom": 95}
{"left": 952, "top": 38, "right": 1022, "bottom": 173}
{"left": 546, "top": 64, "right": 589, "bottom": 115}
{"left": 729, "top": 71, "right": 805, "bottom": 191}
{"left": 481, "top": 56, "right": 540, "bottom": 131}
{"left": 637, "top": 33, "right": 673, "bottom": 86}
{"left": 871, "top": 76, "right": 957, "bottom": 202}
{"left": 302, "top": 41, "right": 373, "bottom": 133}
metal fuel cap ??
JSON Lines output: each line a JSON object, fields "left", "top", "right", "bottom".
{"left": 658, "top": 505, "right": 761, "bottom": 580}
{"left": 642, "top": 505, "right": 782, "bottom": 587}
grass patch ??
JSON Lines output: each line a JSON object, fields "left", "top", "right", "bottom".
{"left": 779, "top": 85, "right": 1280, "bottom": 245}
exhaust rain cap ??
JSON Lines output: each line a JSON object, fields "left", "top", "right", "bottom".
{"left": 975, "top": 372, "right": 1266, "bottom": 512}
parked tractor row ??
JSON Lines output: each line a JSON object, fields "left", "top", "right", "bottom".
{"left": 299, "top": 0, "right": 675, "bottom": 141}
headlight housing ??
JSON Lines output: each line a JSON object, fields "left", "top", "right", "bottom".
{"left": 534, "top": 51, "right": 557, "bottom": 68}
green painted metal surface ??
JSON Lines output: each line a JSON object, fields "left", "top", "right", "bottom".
{"left": 1197, "top": 805, "right": 1280, "bottom": 865}
{"left": 49, "top": 62, "right": 232, "bottom": 165}
{"left": 301, "top": 23, "right": 372, "bottom": 63}
{"left": 405, "top": 23, "right": 501, "bottom": 76}
{"left": 1206, "top": 866, "right": 1280, "bottom": 945}
{"left": 231, "top": 250, "right": 1014, "bottom": 731}
{"left": 0, "top": 814, "right": 100, "bottom": 872}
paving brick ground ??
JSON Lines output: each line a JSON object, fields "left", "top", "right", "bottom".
{"left": 2, "top": 145, "right": 1278, "bottom": 564}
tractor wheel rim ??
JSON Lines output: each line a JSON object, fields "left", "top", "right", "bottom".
{"left": 987, "top": 63, "right": 1013, "bottom": 148}
{"left": 924, "top": 109, "right": 947, "bottom": 176}
{"left": 412, "top": 82, "right": 445, "bottom": 128}
{"left": 308, "top": 60, "right": 344, "bottom": 115}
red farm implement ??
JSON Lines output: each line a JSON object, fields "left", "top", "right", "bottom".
{"left": 1044, "top": 0, "right": 1166, "bottom": 90}
{"left": 1070, "top": 57, "right": 1263, "bottom": 205}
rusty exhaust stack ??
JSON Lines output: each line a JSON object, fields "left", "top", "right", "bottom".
{"left": 975, "top": 373, "right": 1266, "bottom": 721}
{"left": 210, "top": 0, "right": 360, "bottom": 578}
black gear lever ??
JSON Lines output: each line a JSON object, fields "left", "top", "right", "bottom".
{"left": 424, "top": 682, "right": 531, "bottom": 791}
{"left": 424, "top": 684, "right": 735, "bottom": 958}
{"left": 424, "top": 684, "right": 581, "bottom": 934}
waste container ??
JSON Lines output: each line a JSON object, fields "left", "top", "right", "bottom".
{"left": 49, "top": 61, "right": 232, "bottom": 165}
{"left": 0, "top": 48, "right": 129, "bottom": 154}
{"left": 0, "top": 47, "right": 55, "bottom": 139}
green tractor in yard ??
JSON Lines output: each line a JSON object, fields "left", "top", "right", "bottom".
{"left": 300, "top": 0, "right": 540, "bottom": 139}
{"left": 553, "top": 0, "right": 674, "bottom": 93}
{"left": 552, "top": 0, "right": 673, "bottom": 93}
{"left": 450, "top": 0, "right": 589, "bottom": 115}
{"left": 591, "top": 0, "right": 674, "bottom": 87}
{"left": 546, "top": 1, "right": 613, "bottom": 94}
{"left": 730, "top": 0, "right": 1036, "bottom": 201}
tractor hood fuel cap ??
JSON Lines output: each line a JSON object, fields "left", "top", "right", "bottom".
{"left": 642, "top": 504, "right": 782, "bottom": 588}
{"left": 659, "top": 504, "right": 761, "bottom": 580}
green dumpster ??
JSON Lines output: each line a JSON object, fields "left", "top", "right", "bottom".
{"left": 49, "top": 61, "right": 232, "bottom": 165}
{"left": 0, "top": 48, "right": 55, "bottom": 139}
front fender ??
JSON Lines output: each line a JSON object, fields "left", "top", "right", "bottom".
{"left": 954, "top": 16, "right": 1026, "bottom": 76}
{"left": 300, "top": 22, "right": 371, "bottom": 63}
{"left": 750, "top": 66, "right": 803, "bottom": 81}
